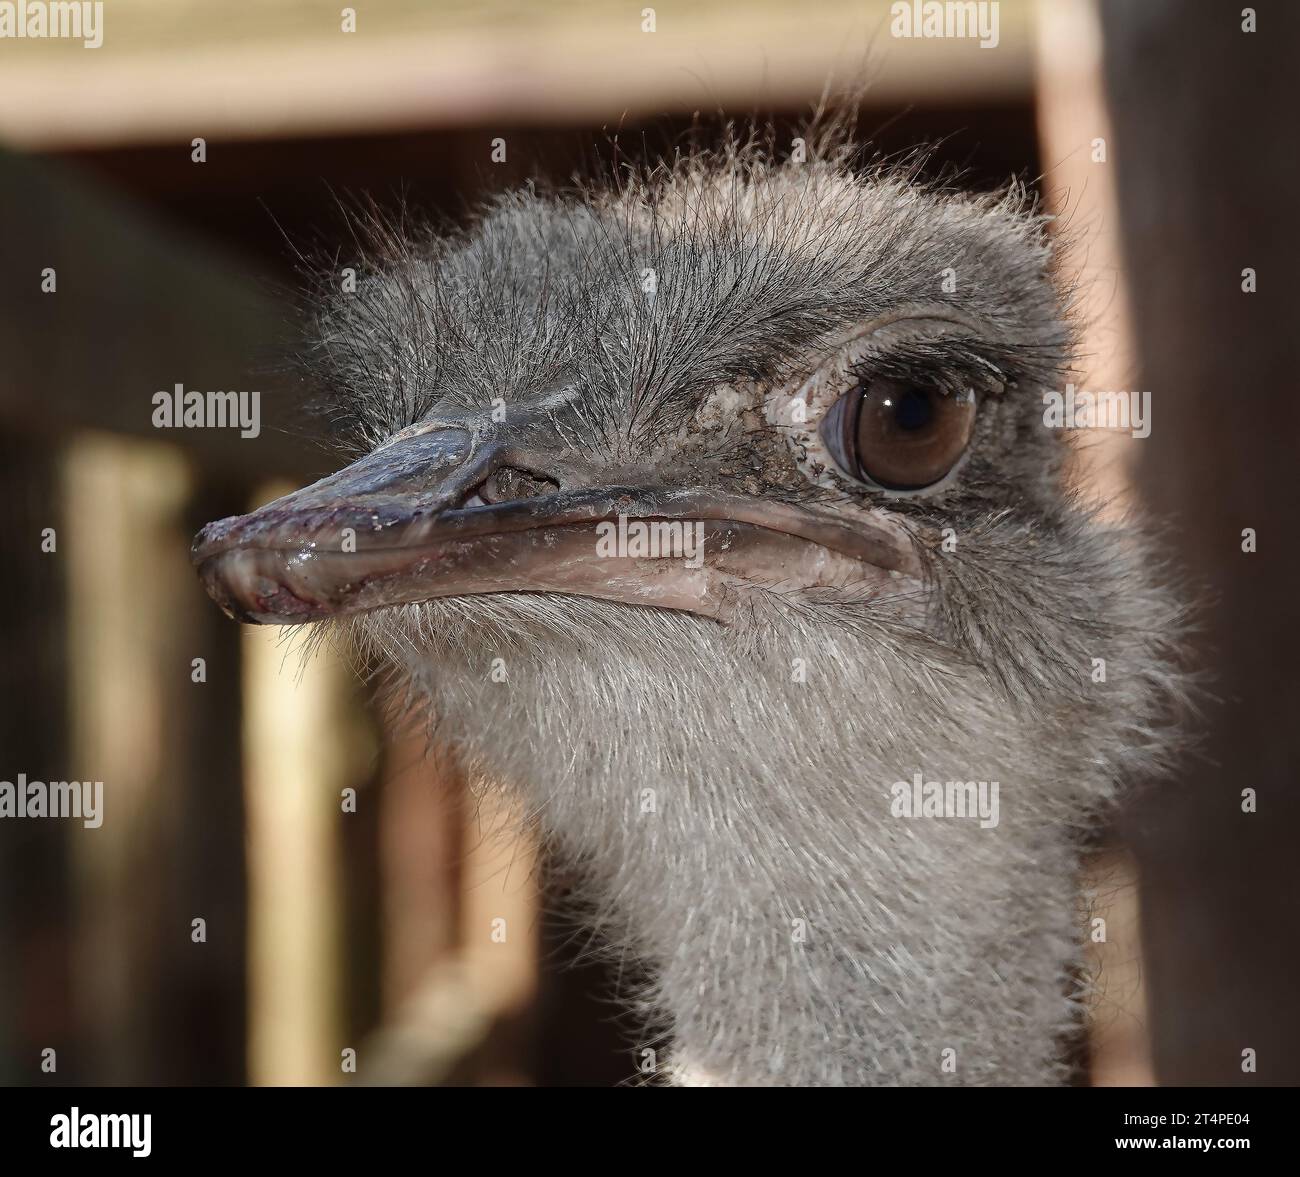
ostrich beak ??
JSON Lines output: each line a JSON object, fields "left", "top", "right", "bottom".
{"left": 192, "top": 427, "right": 923, "bottom": 625}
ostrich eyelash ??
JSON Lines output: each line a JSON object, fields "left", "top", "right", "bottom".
{"left": 846, "top": 336, "right": 1014, "bottom": 398}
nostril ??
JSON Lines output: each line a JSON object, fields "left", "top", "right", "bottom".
{"left": 477, "top": 466, "right": 560, "bottom": 505}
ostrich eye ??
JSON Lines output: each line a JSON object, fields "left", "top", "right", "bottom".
{"left": 820, "top": 377, "right": 977, "bottom": 491}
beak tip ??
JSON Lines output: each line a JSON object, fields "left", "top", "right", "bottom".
{"left": 194, "top": 545, "right": 330, "bottom": 627}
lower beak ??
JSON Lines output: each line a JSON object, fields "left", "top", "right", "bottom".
{"left": 192, "top": 430, "right": 923, "bottom": 625}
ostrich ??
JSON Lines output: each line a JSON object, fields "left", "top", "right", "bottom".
{"left": 192, "top": 125, "right": 1186, "bottom": 1087}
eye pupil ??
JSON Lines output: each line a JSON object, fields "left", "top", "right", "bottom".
{"left": 890, "top": 390, "right": 934, "bottom": 432}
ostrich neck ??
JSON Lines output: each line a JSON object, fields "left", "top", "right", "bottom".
{"left": 532, "top": 755, "right": 1082, "bottom": 1087}
{"left": 414, "top": 602, "right": 1114, "bottom": 1087}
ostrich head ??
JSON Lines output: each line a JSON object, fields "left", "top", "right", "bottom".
{"left": 193, "top": 129, "right": 1185, "bottom": 1086}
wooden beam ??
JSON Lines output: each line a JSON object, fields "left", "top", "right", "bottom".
{"left": 0, "top": 1, "right": 1037, "bottom": 150}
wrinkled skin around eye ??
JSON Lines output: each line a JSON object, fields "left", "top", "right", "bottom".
{"left": 820, "top": 377, "right": 978, "bottom": 490}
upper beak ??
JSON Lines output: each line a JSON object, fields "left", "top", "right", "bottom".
{"left": 192, "top": 427, "right": 923, "bottom": 625}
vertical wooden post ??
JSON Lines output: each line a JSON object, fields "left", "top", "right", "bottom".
{"left": 1101, "top": 0, "right": 1300, "bottom": 1085}
{"left": 64, "top": 438, "right": 248, "bottom": 1084}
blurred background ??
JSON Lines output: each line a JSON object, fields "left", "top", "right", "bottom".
{"left": 0, "top": 0, "right": 1294, "bottom": 1086}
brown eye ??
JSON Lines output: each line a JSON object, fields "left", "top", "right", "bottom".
{"left": 820, "top": 376, "right": 977, "bottom": 490}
